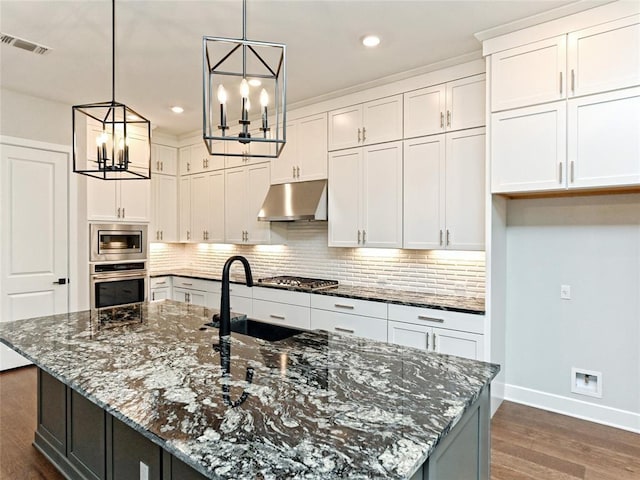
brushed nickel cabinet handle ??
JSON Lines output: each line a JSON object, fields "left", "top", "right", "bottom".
{"left": 152, "top": 291, "right": 155, "bottom": 301}
{"left": 570, "top": 161, "right": 575, "bottom": 183}
{"left": 156, "top": 231, "right": 159, "bottom": 240}
{"left": 362, "top": 127, "right": 366, "bottom": 142}
{"left": 446, "top": 110, "right": 451, "bottom": 127}
{"left": 334, "top": 303, "right": 355, "bottom": 310}
{"left": 440, "top": 112, "right": 444, "bottom": 129}
{"left": 439, "top": 229, "right": 443, "bottom": 246}
{"left": 155, "top": 280, "right": 166, "bottom": 285}
{"left": 334, "top": 326, "right": 355, "bottom": 334}
{"left": 292, "top": 166, "right": 296, "bottom": 178}
{"left": 559, "top": 72, "right": 563, "bottom": 95}
{"left": 182, "top": 282, "right": 193, "bottom": 286}
{"left": 160, "top": 231, "right": 163, "bottom": 240}
{"left": 426, "top": 332, "right": 430, "bottom": 350}
{"left": 418, "top": 315, "right": 444, "bottom": 323}
{"left": 296, "top": 166, "right": 300, "bottom": 178}
{"left": 187, "top": 230, "right": 191, "bottom": 240}
{"left": 357, "top": 128, "right": 361, "bottom": 143}
{"left": 362, "top": 230, "right": 366, "bottom": 244}
{"left": 187, "top": 162, "right": 190, "bottom": 172}
{"left": 270, "top": 314, "right": 285, "bottom": 320}
{"left": 559, "top": 163, "right": 563, "bottom": 183}
{"left": 446, "top": 229, "right": 450, "bottom": 246}
{"left": 122, "top": 208, "right": 125, "bottom": 218}
{"left": 571, "top": 69, "right": 575, "bottom": 94}
{"left": 161, "top": 161, "right": 164, "bottom": 171}
{"left": 433, "top": 332, "right": 437, "bottom": 351}
{"left": 357, "top": 230, "right": 361, "bottom": 244}
{"left": 117, "top": 207, "right": 121, "bottom": 218}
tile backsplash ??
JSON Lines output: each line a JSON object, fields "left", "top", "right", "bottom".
{"left": 150, "top": 223, "right": 485, "bottom": 298}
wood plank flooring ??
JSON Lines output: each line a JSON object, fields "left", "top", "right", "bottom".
{"left": 1, "top": 365, "right": 639, "bottom": 480}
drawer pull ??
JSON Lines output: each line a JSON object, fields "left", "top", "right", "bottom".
{"left": 418, "top": 315, "right": 444, "bottom": 323}
{"left": 334, "top": 303, "right": 355, "bottom": 310}
{"left": 334, "top": 326, "right": 355, "bottom": 334}
{"left": 270, "top": 314, "right": 285, "bottom": 320}
{"left": 181, "top": 282, "right": 193, "bottom": 286}
{"left": 155, "top": 281, "right": 166, "bottom": 285}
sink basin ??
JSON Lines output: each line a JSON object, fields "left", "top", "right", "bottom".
{"left": 203, "top": 317, "right": 304, "bottom": 342}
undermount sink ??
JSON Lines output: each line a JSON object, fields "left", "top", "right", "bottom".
{"left": 203, "top": 317, "right": 304, "bottom": 342}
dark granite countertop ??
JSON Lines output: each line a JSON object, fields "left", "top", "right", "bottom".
{"left": 0, "top": 301, "right": 498, "bottom": 480}
{"left": 150, "top": 270, "right": 485, "bottom": 315}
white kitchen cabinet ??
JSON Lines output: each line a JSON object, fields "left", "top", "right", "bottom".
{"left": 491, "top": 102, "right": 567, "bottom": 194}
{"left": 404, "top": 128, "right": 485, "bottom": 250}
{"left": 328, "top": 142, "right": 403, "bottom": 248}
{"left": 271, "top": 113, "right": 328, "bottom": 184}
{"left": 172, "top": 277, "right": 220, "bottom": 308}
{"left": 229, "top": 283, "right": 253, "bottom": 316}
{"left": 567, "top": 15, "right": 640, "bottom": 98}
{"left": 150, "top": 174, "right": 177, "bottom": 242}
{"left": 310, "top": 295, "right": 388, "bottom": 342}
{"left": 490, "top": 36, "right": 567, "bottom": 112}
{"left": 404, "top": 74, "right": 485, "bottom": 138}
{"left": 252, "top": 288, "right": 311, "bottom": 330}
{"left": 567, "top": 87, "right": 640, "bottom": 189}
{"left": 149, "top": 276, "right": 172, "bottom": 301}
{"left": 387, "top": 304, "right": 484, "bottom": 361}
{"left": 225, "top": 162, "right": 281, "bottom": 244}
{"left": 225, "top": 128, "right": 272, "bottom": 169}
{"left": 87, "top": 175, "right": 150, "bottom": 222}
{"left": 151, "top": 144, "right": 177, "bottom": 175}
{"left": 328, "top": 95, "right": 402, "bottom": 151}
{"left": 179, "top": 171, "right": 225, "bottom": 243}
{"left": 179, "top": 142, "right": 224, "bottom": 176}
{"left": 173, "top": 287, "right": 207, "bottom": 306}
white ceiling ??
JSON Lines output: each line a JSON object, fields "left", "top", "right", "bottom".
{"left": 0, "top": 0, "right": 604, "bottom": 136}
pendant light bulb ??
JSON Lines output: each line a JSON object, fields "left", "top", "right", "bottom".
{"left": 217, "top": 84, "right": 227, "bottom": 104}
{"left": 240, "top": 78, "right": 250, "bottom": 99}
{"left": 260, "top": 88, "right": 269, "bottom": 107}
{"left": 245, "top": 98, "right": 251, "bottom": 112}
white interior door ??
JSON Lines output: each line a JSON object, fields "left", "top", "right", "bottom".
{"left": 1, "top": 143, "right": 69, "bottom": 370}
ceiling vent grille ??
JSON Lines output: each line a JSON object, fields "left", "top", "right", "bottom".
{"left": 0, "top": 33, "right": 50, "bottom": 55}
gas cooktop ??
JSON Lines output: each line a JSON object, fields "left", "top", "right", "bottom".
{"left": 258, "top": 276, "right": 339, "bottom": 292}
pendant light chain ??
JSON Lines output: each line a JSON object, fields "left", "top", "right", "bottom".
{"left": 111, "top": 0, "right": 116, "bottom": 103}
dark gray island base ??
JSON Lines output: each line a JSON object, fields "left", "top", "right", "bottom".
{"left": 0, "top": 301, "right": 499, "bottom": 480}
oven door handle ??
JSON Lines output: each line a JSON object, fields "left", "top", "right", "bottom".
{"left": 91, "top": 272, "right": 147, "bottom": 281}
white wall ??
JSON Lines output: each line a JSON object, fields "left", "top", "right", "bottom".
{"left": 505, "top": 194, "right": 640, "bottom": 431}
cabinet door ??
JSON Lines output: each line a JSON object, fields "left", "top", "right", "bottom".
{"left": 271, "top": 121, "right": 296, "bottom": 184}
{"left": 298, "top": 113, "right": 328, "bottom": 181}
{"left": 403, "top": 135, "right": 445, "bottom": 250}
{"left": 445, "top": 128, "right": 485, "bottom": 251}
{"left": 112, "top": 418, "right": 161, "bottom": 480}
{"left": 179, "top": 176, "right": 191, "bottom": 242}
{"left": 362, "top": 94, "right": 403, "bottom": 145}
{"left": 246, "top": 162, "right": 271, "bottom": 244}
{"left": 361, "top": 141, "right": 403, "bottom": 248}
{"left": 179, "top": 146, "right": 192, "bottom": 175}
{"left": 224, "top": 139, "right": 250, "bottom": 169}
{"left": 197, "top": 140, "right": 225, "bottom": 171}
{"left": 433, "top": 328, "right": 484, "bottom": 361}
{"left": 404, "top": 84, "right": 446, "bottom": 138}
{"left": 491, "top": 101, "right": 566, "bottom": 193}
{"left": 152, "top": 144, "right": 177, "bottom": 175}
{"left": 446, "top": 74, "right": 486, "bottom": 131}
{"left": 328, "top": 104, "right": 361, "bottom": 151}
{"left": 568, "top": 87, "right": 640, "bottom": 189}
{"left": 328, "top": 149, "right": 361, "bottom": 247}
{"left": 229, "top": 295, "right": 252, "bottom": 317}
{"left": 188, "top": 143, "right": 207, "bottom": 175}
{"left": 252, "top": 299, "right": 311, "bottom": 330}
{"left": 190, "top": 173, "right": 209, "bottom": 242}
{"left": 119, "top": 178, "right": 151, "bottom": 222}
{"left": 387, "top": 320, "right": 431, "bottom": 351}
{"left": 125, "top": 126, "right": 151, "bottom": 172}
{"left": 491, "top": 35, "right": 566, "bottom": 111}
{"left": 224, "top": 166, "right": 247, "bottom": 243}
{"left": 568, "top": 16, "right": 640, "bottom": 98}
{"left": 155, "top": 174, "right": 177, "bottom": 242}
{"left": 150, "top": 287, "right": 170, "bottom": 301}
{"left": 207, "top": 170, "right": 225, "bottom": 243}
{"left": 87, "top": 176, "right": 118, "bottom": 221}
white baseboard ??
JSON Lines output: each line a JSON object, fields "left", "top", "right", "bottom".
{"left": 504, "top": 384, "right": 640, "bottom": 434}
{"left": 491, "top": 380, "right": 505, "bottom": 417}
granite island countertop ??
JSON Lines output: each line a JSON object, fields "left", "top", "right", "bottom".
{"left": 0, "top": 301, "right": 499, "bottom": 479}
{"left": 151, "top": 269, "right": 485, "bottom": 315}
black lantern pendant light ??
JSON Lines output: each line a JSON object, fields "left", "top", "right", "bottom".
{"left": 72, "top": 0, "right": 151, "bottom": 180}
{"left": 203, "top": 0, "right": 286, "bottom": 158}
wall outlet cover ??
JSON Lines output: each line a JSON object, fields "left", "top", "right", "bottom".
{"left": 571, "top": 367, "right": 602, "bottom": 398}
{"left": 560, "top": 284, "right": 571, "bottom": 300}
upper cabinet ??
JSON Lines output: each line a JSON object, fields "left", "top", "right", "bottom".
{"left": 87, "top": 175, "right": 150, "bottom": 223}
{"left": 179, "top": 141, "right": 224, "bottom": 176}
{"left": 328, "top": 95, "right": 403, "bottom": 151}
{"left": 404, "top": 74, "right": 486, "bottom": 138}
{"left": 488, "top": 10, "right": 640, "bottom": 194}
{"left": 271, "top": 113, "right": 328, "bottom": 184}
{"left": 151, "top": 144, "right": 177, "bottom": 175}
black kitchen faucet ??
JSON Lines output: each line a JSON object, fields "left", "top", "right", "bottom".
{"left": 217, "top": 255, "right": 254, "bottom": 338}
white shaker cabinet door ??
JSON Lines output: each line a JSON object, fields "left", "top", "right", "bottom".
{"left": 224, "top": 166, "right": 247, "bottom": 244}
{"left": 403, "top": 135, "right": 445, "bottom": 250}
{"left": 433, "top": 328, "right": 484, "bottom": 361}
{"left": 208, "top": 170, "right": 225, "bottom": 243}
{"left": 152, "top": 174, "right": 177, "bottom": 242}
{"left": 119, "top": 178, "right": 150, "bottom": 222}
{"left": 388, "top": 320, "right": 431, "bottom": 351}
{"left": 446, "top": 74, "right": 486, "bottom": 132}
{"left": 491, "top": 35, "right": 566, "bottom": 112}
{"left": 298, "top": 113, "right": 328, "bottom": 181}
{"left": 271, "top": 121, "right": 297, "bottom": 184}
{"left": 246, "top": 162, "right": 271, "bottom": 244}
{"left": 404, "top": 85, "right": 447, "bottom": 138}
{"left": 567, "top": 15, "right": 640, "bottom": 98}
{"left": 445, "top": 128, "right": 485, "bottom": 251}
{"left": 328, "top": 105, "right": 362, "bottom": 151}
{"left": 87, "top": 176, "right": 118, "bottom": 221}
{"left": 568, "top": 87, "right": 640, "bottom": 189}
{"left": 328, "top": 149, "right": 361, "bottom": 247}
{"left": 362, "top": 95, "right": 403, "bottom": 145}
{"left": 190, "top": 173, "right": 209, "bottom": 242}
{"left": 491, "top": 101, "right": 567, "bottom": 193}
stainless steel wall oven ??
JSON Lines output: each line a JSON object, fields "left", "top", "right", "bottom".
{"left": 90, "top": 262, "right": 147, "bottom": 309}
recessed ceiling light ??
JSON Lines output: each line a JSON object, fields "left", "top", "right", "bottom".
{"left": 248, "top": 79, "right": 262, "bottom": 87}
{"left": 362, "top": 35, "right": 381, "bottom": 48}
{"left": 171, "top": 106, "right": 184, "bottom": 114}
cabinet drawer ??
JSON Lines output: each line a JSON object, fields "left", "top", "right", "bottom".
{"left": 310, "top": 309, "right": 387, "bottom": 342}
{"left": 173, "top": 277, "right": 220, "bottom": 293}
{"left": 150, "top": 276, "right": 171, "bottom": 289}
{"left": 310, "top": 295, "right": 387, "bottom": 319}
{"left": 252, "top": 299, "right": 310, "bottom": 330}
{"left": 229, "top": 295, "right": 253, "bottom": 317}
{"left": 228, "top": 283, "right": 253, "bottom": 298}
{"left": 387, "top": 304, "right": 484, "bottom": 334}
{"left": 253, "top": 287, "right": 310, "bottom": 307}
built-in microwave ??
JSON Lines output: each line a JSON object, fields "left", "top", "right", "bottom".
{"left": 90, "top": 224, "right": 147, "bottom": 262}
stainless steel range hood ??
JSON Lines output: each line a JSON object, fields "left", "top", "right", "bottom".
{"left": 258, "top": 179, "right": 327, "bottom": 221}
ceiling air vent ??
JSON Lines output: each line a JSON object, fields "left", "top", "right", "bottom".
{"left": 0, "top": 33, "right": 50, "bottom": 55}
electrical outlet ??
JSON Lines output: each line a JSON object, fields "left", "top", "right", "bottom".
{"left": 560, "top": 284, "right": 571, "bottom": 300}
{"left": 139, "top": 461, "right": 149, "bottom": 480}
{"left": 571, "top": 367, "right": 602, "bottom": 398}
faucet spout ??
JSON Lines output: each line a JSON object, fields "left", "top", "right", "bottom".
{"left": 219, "top": 255, "right": 253, "bottom": 338}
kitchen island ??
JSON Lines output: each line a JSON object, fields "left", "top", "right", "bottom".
{"left": 0, "top": 300, "right": 499, "bottom": 480}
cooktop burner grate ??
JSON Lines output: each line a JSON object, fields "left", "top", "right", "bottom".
{"left": 258, "top": 276, "right": 338, "bottom": 291}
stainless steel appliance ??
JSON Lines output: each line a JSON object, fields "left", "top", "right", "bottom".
{"left": 90, "top": 224, "right": 147, "bottom": 262}
{"left": 90, "top": 262, "right": 147, "bottom": 309}
{"left": 258, "top": 276, "right": 338, "bottom": 292}
{"left": 258, "top": 180, "right": 327, "bottom": 222}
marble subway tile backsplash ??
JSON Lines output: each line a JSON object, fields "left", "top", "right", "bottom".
{"left": 149, "top": 223, "right": 485, "bottom": 298}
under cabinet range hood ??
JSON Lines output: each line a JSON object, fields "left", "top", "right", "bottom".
{"left": 258, "top": 179, "right": 327, "bottom": 221}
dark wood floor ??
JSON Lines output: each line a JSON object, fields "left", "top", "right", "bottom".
{"left": 1, "top": 366, "right": 638, "bottom": 480}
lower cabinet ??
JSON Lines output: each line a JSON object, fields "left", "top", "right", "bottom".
{"left": 112, "top": 418, "right": 161, "bottom": 480}
{"left": 69, "top": 390, "right": 106, "bottom": 480}
{"left": 172, "top": 277, "right": 221, "bottom": 308}
{"left": 251, "top": 288, "right": 311, "bottom": 330}
{"left": 150, "top": 276, "right": 172, "bottom": 302}
{"left": 387, "top": 305, "right": 484, "bottom": 361}
{"left": 310, "top": 296, "right": 388, "bottom": 342}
